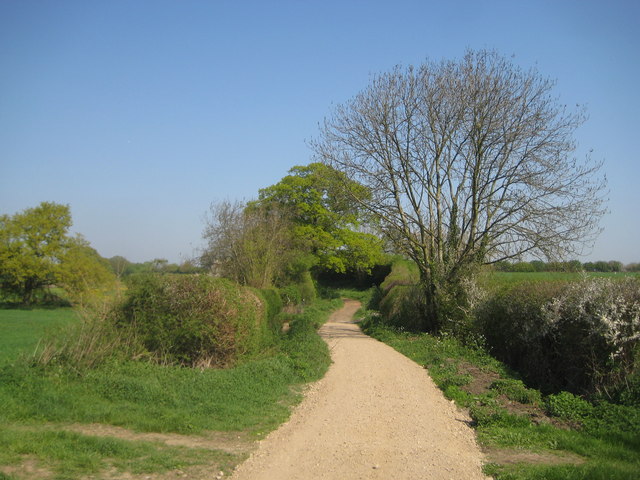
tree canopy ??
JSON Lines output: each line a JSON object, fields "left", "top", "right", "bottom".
{"left": 0, "top": 202, "right": 115, "bottom": 303}
{"left": 58, "top": 235, "right": 116, "bottom": 301}
{"left": 253, "top": 163, "right": 384, "bottom": 275}
{"left": 0, "top": 202, "right": 73, "bottom": 303}
{"left": 201, "top": 200, "right": 294, "bottom": 288}
{"left": 313, "top": 50, "right": 607, "bottom": 331}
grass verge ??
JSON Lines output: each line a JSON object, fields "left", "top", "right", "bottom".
{"left": 359, "top": 312, "right": 640, "bottom": 480}
{"left": 0, "top": 298, "right": 340, "bottom": 479}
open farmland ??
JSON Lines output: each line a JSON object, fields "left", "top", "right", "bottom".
{"left": 0, "top": 308, "right": 77, "bottom": 365}
{"left": 482, "top": 271, "right": 640, "bottom": 290}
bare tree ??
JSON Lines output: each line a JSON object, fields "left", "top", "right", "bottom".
{"left": 312, "top": 50, "right": 607, "bottom": 331}
{"left": 200, "top": 200, "right": 293, "bottom": 288}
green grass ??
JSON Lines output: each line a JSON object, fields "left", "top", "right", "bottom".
{"left": 0, "top": 298, "right": 339, "bottom": 479}
{"left": 0, "top": 424, "right": 236, "bottom": 480}
{"left": 0, "top": 308, "right": 77, "bottom": 365}
{"left": 359, "top": 315, "right": 640, "bottom": 480}
{"left": 484, "top": 271, "right": 640, "bottom": 289}
{"left": 0, "top": 358, "right": 305, "bottom": 434}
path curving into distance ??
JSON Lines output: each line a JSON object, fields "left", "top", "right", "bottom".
{"left": 230, "top": 299, "right": 489, "bottom": 480}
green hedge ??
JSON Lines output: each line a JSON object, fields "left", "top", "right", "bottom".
{"left": 255, "top": 287, "right": 284, "bottom": 333}
{"left": 117, "top": 275, "right": 272, "bottom": 367}
{"left": 378, "top": 284, "right": 425, "bottom": 331}
{"left": 373, "top": 259, "right": 424, "bottom": 330}
{"left": 379, "top": 258, "right": 419, "bottom": 294}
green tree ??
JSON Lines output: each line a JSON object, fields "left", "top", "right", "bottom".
{"left": 253, "top": 163, "right": 384, "bottom": 276}
{"left": 0, "top": 202, "right": 72, "bottom": 303}
{"left": 58, "top": 235, "right": 116, "bottom": 302}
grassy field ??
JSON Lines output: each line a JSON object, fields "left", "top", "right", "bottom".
{"left": 0, "top": 308, "right": 78, "bottom": 365}
{"left": 0, "top": 299, "right": 339, "bottom": 480}
{"left": 485, "top": 271, "right": 639, "bottom": 287}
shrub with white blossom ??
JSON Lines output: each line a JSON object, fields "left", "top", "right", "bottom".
{"left": 477, "top": 277, "right": 640, "bottom": 400}
{"left": 543, "top": 277, "right": 640, "bottom": 397}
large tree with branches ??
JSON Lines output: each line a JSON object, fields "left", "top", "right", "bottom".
{"left": 313, "top": 50, "right": 607, "bottom": 331}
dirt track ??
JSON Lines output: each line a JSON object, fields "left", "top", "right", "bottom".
{"left": 231, "top": 300, "right": 489, "bottom": 480}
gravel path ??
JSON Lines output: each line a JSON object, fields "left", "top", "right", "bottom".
{"left": 231, "top": 300, "right": 489, "bottom": 480}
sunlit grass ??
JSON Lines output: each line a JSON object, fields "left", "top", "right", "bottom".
{"left": 0, "top": 298, "right": 339, "bottom": 479}
{"left": 0, "top": 308, "right": 77, "bottom": 365}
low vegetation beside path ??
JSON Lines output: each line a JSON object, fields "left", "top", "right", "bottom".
{"left": 0, "top": 276, "right": 339, "bottom": 480}
{"left": 359, "top": 261, "right": 640, "bottom": 480}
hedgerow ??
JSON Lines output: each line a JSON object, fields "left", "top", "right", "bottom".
{"left": 373, "top": 261, "right": 640, "bottom": 403}
{"left": 477, "top": 277, "right": 640, "bottom": 400}
{"left": 117, "top": 274, "right": 273, "bottom": 367}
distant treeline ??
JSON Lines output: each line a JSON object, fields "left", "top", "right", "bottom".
{"left": 107, "top": 256, "right": 203, "bottom": 278}
{"left": 492, "top": 260, "right": 640, "bottom": 273}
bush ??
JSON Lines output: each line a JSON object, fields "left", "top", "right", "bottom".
{"left": 476, "top": 278, "right": 640, "bottom": 398}
{"left": 298, "top": 271, "right": 317, "bottom": 304}
{"left": 476, "top": 281, "right": 568, "bottom": 392}
{"left": 279, "top": 271, "right": 317, "bottom": 307}
{"left": 584, "top": 401, "right": 640, "bottom": 435}
{"left": 117, "top": 275, "right": 272, "bottom": 367}
{"left": 543, "top": 277, "right": 640, "bottom": 397}
{"left": 279, "top": 284, "right": 302, "bottom": 306}
{"left": 545, "top": 391, "right": 594, "bottom": 423}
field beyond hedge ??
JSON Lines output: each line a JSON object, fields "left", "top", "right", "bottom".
{"left": 0, "top": 307, "right": 77, "bottom": 365}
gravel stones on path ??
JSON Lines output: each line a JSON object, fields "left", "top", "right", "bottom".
{"left": 230, "top": 300, "right": 489, "bottom": 480}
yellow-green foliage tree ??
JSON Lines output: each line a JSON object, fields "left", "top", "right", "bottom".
{"left": 58, "top": 235, "right": 116, "bottom": 302}
{"left": 253, "top": 163, "right": 385, "bottom": 276}
{"left": 0, "top": 202, "right": 72, "bottom": 303}
{"left": 0, "top": 202, "right": 115, "bottom": 303}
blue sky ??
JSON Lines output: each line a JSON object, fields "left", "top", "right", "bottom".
{"left": 1, "top": 0, "right": 638, "bottom": 264}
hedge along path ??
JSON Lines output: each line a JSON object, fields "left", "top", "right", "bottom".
{"left": 231, "top": 299, "right": 489, "bottom": 480}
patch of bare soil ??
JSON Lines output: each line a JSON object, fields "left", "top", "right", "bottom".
{"left": 86, "top": 464, "right": 232, "bottom": 480}
{"left": 483, "top": 447, "right": 586, "bottom": 466}
{"left": 458, "top": 361, "right": 501, "bottom": 397}
{"left": 230, "top": 300, "right": 490, "bottom": 480}
{"left": 457, "top": 361, "right": 577, "bottom": 431}
{"left": 63, "top": 423, "right": 254, "bottom": 455}
{"left": 0, "top": 459, "right": 53, "bottom": 480}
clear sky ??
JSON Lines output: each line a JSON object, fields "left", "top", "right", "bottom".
{"left": 1, "top": 0, "right": 638, "bottom": 264}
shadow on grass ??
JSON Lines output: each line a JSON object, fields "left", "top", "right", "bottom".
{"left": 0, "top": 299, "right": 72, "bottom": 310}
